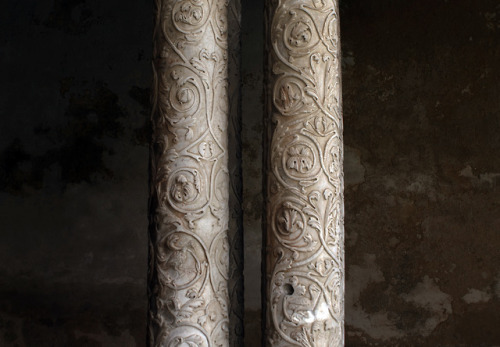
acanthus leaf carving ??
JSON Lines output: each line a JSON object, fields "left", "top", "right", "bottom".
{"left": 149, "top": 0, "right": 241, "bottom": 345}
{"left": 266, "top": 0, "right": 344, "bottom": 346}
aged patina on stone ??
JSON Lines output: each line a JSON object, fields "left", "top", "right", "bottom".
{"left": 264, "top": 0, "right": 344, "bottom": 345}
{"left": 148, "top": 0, "right": 242, "bottom": 345}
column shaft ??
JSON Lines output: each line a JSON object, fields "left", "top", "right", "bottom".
{"left": 264, "top": 0, "right": 344, "bottom": 345}
{"left": 149, "top": 0, "right": 236, "bottom": 345}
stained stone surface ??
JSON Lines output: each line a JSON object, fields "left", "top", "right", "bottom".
{"left": 341, "top": 0, "right": 500, "bottom": 345}
{"left": 0, "top": 0, "right": 152, "bottom": 346}
{"left": 1, "top": 0, "right": 500, "bottom": 346}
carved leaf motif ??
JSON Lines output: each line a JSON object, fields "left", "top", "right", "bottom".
{"left": 178, "top": 298, "right": 205, "bottom": 319}
{"left": 190, "top": 57, "right": 208, "bottom": 75}
{"left": 167, "top": 296, "right": 205, "bottom": 323}
{"left": 150, "top": 0, "right": 235, "bottom": 344}
{"left": 279, "top": 208, "right": 303, "bottom": 234}
{"left": 165, "top": 148, "right": 179, "bottom": 163}
{"left": 267, "top": 0, "right": 343, "bottom": 345}
{"left": 306, "top": 219, "right": 321, "bottom": 232}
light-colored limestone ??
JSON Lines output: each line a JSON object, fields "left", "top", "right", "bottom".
{"left": 148, "top": 0, "right": 241, "bottom": 345}
{"left": 265, "top": 0, "right": 344, "bottom": 345}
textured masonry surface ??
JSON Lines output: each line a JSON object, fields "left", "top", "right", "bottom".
{"left": 1, "top": 0, "right": 499, "bottom": 346}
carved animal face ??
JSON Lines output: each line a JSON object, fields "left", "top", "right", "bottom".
{"left": 288, "top": 21, "right": 312, "bottom": 47}
{"left": 171, "top": 174, "right": 197, "bottom": 204}
{"left": 174, "top": 3, "right": 204, "bottom": 25}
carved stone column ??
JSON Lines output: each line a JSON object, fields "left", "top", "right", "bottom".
{"left": 264, "top": 0, "right": 344, "bottom": 346}
{"left": 148, "top": 0, "right": 240, "bottom": 345}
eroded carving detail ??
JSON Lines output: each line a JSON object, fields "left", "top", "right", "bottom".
{"left": 265, "top": 0, "right": 344, "bottom": 345}
{"left": 149, "top": 0, "right": 241, "bottom": 345}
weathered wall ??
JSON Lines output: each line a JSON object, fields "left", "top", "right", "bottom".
{"left": 0, "top": 0, "right": 499, "bottom": 346}
{"left": 0, "top": 1, "right": 151, "bottom": 345}
{"left": 341, "top": 0, "right": 500, "bottom": 345}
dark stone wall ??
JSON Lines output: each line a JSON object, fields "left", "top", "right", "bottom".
{"left": 0, "top": 0, "right": 499, "bottom": 346}
{"left": 0, "top": 1, "right": 151, "bottom": 345}
{"left": 342, "top": 0, "right": 500, "bottom": 345}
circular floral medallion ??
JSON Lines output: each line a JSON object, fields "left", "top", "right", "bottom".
{"left": 273, "top": 200, "right": 306, "bottom": 243}
{"left": 273, "top": 76, "right": 306, "bottom": 115}
{"left": 275, "top": 135, "right": 321, "bottom": 182}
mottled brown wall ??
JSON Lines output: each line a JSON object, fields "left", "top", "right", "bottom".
{"left": 0, "top": 0, "right": 499, "bottom": 346}
{"left": 342, "top": 0, "right": 500, "bottom": 345}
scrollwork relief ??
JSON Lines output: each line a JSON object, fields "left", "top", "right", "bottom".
{"left": 149, "top": 0, "right": 242, "bottom": 345}
{"left": 266, "top": 0, "right": 344, "bottom": 346}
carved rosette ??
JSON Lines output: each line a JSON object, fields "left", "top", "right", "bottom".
{"left": 149, "top": 0, "right": 240, "bottom": 345}
{"left": 265, "top": 0, "right": 344, "bottom": 346}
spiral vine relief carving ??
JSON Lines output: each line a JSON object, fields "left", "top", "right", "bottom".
{"left": 149, "top": 0, "right": 242, "bottom": 345}
{"left": 265, "top": 0, "right": 344, "bottom": 346}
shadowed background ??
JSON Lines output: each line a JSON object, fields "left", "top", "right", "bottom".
{"left": 1, "top": 0, "right": 499, "bottom": 346}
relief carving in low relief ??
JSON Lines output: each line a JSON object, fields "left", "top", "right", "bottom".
{"left": 149, "top": 0, "right": 242, "bottom": 345}
{"left": 265, "top": 0, "right": 344, "bottom": 345}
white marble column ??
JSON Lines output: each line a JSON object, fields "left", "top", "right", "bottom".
{"left": 148, "top": 0, "right": 239, "bottom": 345}
{"left": 264, "top": 0, "right": 344, "bottom": 345}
